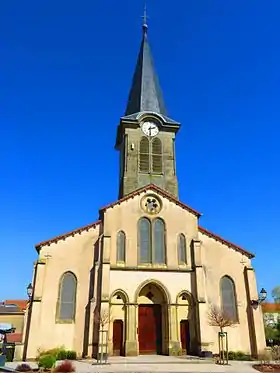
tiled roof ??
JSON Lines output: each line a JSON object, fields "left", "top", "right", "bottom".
{"left": 6, "top": 333, "right": 22, "bottom": 343}
{"left": 35, "top": 220, "right": 101, "bottom": 252}
{"left": 262, "top": 303, "right": 280, "bottom": 313}
{"left": 4, "top": 300, "right": 28, "bottom": 311}
{"left": 99, "top": 184, "right": 201, "bottom": 217}
{"left": 198, "top": 226, "right": 255, "bottom": 259}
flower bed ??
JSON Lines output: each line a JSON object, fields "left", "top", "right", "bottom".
{"left": 253, "top": 364, "right": 280, "bottom": 372}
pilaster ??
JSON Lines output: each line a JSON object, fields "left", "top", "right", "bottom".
{"left": 244, "top": 266, "right": 266, "bottom": 356}
{"left": 125, "top": 304, "right": 138, "bottom": 356}
{"left": 168, "top": 304, "right": 181, "bottom": 355}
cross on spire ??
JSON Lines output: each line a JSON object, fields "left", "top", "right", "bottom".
{"left": 142, "top": 4, "right": 148, "bottom": 34}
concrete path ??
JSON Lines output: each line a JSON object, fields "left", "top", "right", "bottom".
{"left": 6, "top": 355, "right": 258, "bottom": 373}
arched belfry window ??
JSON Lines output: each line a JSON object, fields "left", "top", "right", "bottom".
{"left": 152, "top": 138, "right": 163, "bottom": 174}
{"left": 220, "top": 276, "right": 238, "bottom": 322}
{"left": 178, "top": 233, "right": 187, "bottom": 264}
{"left": 56, "top": 272, "right": 77, "bottom": 322}
{"left": 116, "top": 231, "right": 126, "bottom": 262}
{"left": 139, "top": 137, "right": 150, "bottom": 172}
{"left": 138, "top": 218, "right": 166, "bottom": 264}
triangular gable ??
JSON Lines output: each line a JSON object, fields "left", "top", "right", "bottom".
{"left": 99, "top": 183, "right": 201, "bottom": 218}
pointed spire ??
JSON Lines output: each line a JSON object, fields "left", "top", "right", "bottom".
{"left": 124, "top": 6, "right": 168, "bottom": 117}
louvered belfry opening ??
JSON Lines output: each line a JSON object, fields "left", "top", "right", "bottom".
{"left": 152, "top": 138, "right": 162, "bottom": 173}
{"left": 139, "top": 136, "right": 162, "bottom": 174}
{"left": 139, "top": 137, "right": 150, "bottom": 172}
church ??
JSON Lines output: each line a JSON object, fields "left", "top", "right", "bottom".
{"left": 22, "top": 17, "right": 266, "bottom": 360}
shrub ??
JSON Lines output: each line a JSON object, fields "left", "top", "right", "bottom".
{"left": 38, "top": 354, "right": 56, "bottom": 370}
{"left": 54, "top": 360, "right": 75, "bottom": 373}
{"left": 16, "top": 363, "right": 32, "bottom": 372}
{"left": 56, "top": 350, "right": 67, "bottom": 360}
{"left": 65, "top": 351, "right": 77, "bottom": 360}
{"left": 37, "top": 346, "right": 65, "bottom": 360}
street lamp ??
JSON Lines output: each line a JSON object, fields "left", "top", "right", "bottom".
{"left": 251, "top": 288, "right": 267, "bottom": 307}
{"left": 27, "top": 283, "right": 33, "bottom": 300}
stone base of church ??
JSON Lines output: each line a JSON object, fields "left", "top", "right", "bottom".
{"left": 168, "top": 341, "right": 182, "bottom": 356}
{"left": 124, "top": 340, "right": 138, "bottom": 356}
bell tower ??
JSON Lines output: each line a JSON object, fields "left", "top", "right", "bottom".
{"left": 115, "top": 10, "right": 180, "bottom": 199}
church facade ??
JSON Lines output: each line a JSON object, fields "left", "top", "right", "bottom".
{"left": 23, "top": 20, "right": 266, "bottom": 359}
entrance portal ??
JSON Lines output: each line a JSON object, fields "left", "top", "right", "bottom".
{"left": 138, "top": 305, "right": 162, "bottom": 354}
{"left": 136, "top": 281, "right": 169, "bottom": 355}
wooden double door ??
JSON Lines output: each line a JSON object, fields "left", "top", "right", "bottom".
{"left": 138, "top": 304, "right": 163, "bottom": 354}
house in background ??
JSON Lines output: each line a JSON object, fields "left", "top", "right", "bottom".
{"left": 0, "top": 300, "right": 28, "bottom": 344}
{"left": 262, "top": 303, "right": 280, "bottom": 326}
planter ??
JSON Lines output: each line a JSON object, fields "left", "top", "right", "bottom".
{"left": 0, "top": 355, "right": 6, "bottom": 367}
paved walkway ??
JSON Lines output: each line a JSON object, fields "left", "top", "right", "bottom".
{"left": 6, "top": 355, "right": 257, "bottom": 373}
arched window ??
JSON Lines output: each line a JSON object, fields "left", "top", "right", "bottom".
{"left": 138, "top": 218, "right": 152, "bottom": 263}
{"left": 153, "top": 218, "right": 166, "bottom": 264}
{"left": 152, "top": 138, "right": 162, "bottom": 174}
{"left": 138, "top": 218, "right": 166, "bottom": 264}
{"left": 116, "top": 231, "right": 126, "bottom": 262}
{"left": 56, "top": 272, "right": 77, "bottom": 322}
{"left": 178, "top": 233, "right": 187, "bottom": 264}
{"left": 220, "top": 276, "right": 238, "bottom": 322}
{"left": 139, "top": 137, "right": 150, "bottom": 173}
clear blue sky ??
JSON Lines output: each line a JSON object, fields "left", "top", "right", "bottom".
{"left": 1, "top": 0, "right": 279, "bottom": 301}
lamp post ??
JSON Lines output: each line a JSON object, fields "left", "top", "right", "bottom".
{"left": 23, "top": 283, "right": 34, "bottom": 361}
{"left": 250, "top": 288, "right": 267, "bottom": 307}
{"left": 27, "top": 283, "right": 33, "bottom": 300}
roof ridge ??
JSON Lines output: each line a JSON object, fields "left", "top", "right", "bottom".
{"left": 198, "top": 225, "right": 254, "bottom": 259}
{"left": 99, "top": 183, "right": 201, "bottom": 217}
{"left": 35, "top": 220, "right": 101, "bottom": 251}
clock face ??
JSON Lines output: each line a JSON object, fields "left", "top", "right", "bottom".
{"left": 141, "top": 121, "right": 159, "bottom": 137}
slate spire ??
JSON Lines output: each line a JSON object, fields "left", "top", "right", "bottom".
{"left": 124, "top": 7, "right": 168, "bottom": 117}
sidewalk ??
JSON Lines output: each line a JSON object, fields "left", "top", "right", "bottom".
{"left": 6, "top": 356, "right": 257, "bottom": 373}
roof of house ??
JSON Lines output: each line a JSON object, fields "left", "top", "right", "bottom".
{"left": 6, "top": 333, "right": 22, "bottom": 343}
{"left": 4, "top": 300, "right": 28, "bottom": 311}
{"left": 262, "top": 303, "right": 280, "bottom": 313}
{"left": 198, "top": 226, "right": 255, "bottom": 259}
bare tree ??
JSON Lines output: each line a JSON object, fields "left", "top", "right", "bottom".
{"left": 208, "top": 304, "right": 236, "bottom": 332}
{"left": 94, "top": 308, "right": 112, "bottom": 330}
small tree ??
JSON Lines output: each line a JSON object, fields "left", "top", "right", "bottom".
{"left": 272, "top": 286, "right": 280, "bottom": 304}
{"left": 208, "top": 304, "right": 236, "bottom": 364}
{"left": 94, "top": 308, "right": 112, "bottom": 331}
{"left": 94, "top": 308, "right": 112, "bottom": 363}
{"left": 208, "top": 304, "right": 236, "bottom": 332}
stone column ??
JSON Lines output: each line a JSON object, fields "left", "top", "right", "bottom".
{"left": 168, "top": 304, "right": 181, "bottom": 355}
{"left": 125, "top": 304, "right": 138, "bottom": 356}
{"left": 244, "top": 266, "right": 266, "bottom": 357}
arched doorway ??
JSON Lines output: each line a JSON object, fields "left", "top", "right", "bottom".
{"left": 176, "top": 291, "right": 197, "bottom": 355}
{"left": 136, "top": 281, "right": 169, "bottom": 355}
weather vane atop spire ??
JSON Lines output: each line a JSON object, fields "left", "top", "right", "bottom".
{"left": 142, "top": 3, "right": 148, "bottom": 34}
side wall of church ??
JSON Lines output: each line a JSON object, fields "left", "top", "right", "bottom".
{"left": 198, "top": 232, "right": 266, "bottom": 355}
{"left": 26, "top": 225, "right": 100, "bottom": 359}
